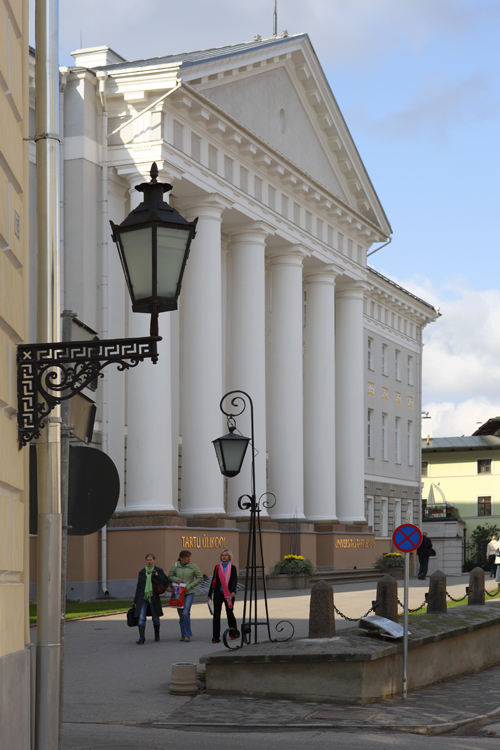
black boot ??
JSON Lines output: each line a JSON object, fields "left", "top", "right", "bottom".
{"left": 154, "top": 625, "right": 160, "bottom": 642}
{"left": 136, "top": 625, "right": 145, "bottom": 645}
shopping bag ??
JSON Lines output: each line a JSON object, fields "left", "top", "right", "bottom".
{"left": 168, "top": 582, "right": 186, "bottom": 608}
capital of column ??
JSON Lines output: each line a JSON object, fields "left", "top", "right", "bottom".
{"left": 226, "top": 220, "right": 275, "bottom": 247}
{"left": 303, "top": 262, "right": 345, "bottom": 287}
{"left": 267, "top": 244, "right": 308, "bottom": 268}
{"left": 175, "top": 193, "right": 233, "bottom": 222}
{"left": 335, "top": 277, "right": 369, "bottom": 301}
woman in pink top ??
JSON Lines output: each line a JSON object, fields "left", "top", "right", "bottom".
{"left": 208, "top": 548, "right": 238, "bottom": 643}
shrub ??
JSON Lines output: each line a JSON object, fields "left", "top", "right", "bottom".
{"left": 373, "top": 552, "right": 404, "bottom": 570}
{"left": 269, "top": 554, "right": 316, "bottom": 577}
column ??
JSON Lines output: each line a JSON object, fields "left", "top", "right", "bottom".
{"left": 267, "top": 248, "right": 306, "bottom": 520}
{"left": 303, "top": 266, "right": 341, "bottom": 522}
{"left": 125, "top": 171, "right": 176, "bottom": 512}
{"left": 335, "top": 279, "right": 367, "bottom": 523}
{"left": 178, "top": 195, "right": 231, "bottom": 516}
{"left": 226, "top": 222, "right": 272, "bottom": 516}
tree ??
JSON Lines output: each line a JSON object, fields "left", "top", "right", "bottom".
{"left": 465, "top": 523, "right": 500, "bottom": 570}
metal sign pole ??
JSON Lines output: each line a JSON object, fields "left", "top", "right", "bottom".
{"left": 403, "top": 551, "right": 409, "bottom": 700}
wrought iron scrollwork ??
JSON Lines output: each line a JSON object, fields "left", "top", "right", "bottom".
{"left": 217, "top": 390, "right": 295, "bottom": 651}
{"left": 17, "top": 336, "right": 160, "bottom": 448}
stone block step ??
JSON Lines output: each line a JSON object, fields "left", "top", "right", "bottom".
{"left": 311, "top": 567, "right": 385, "bottom": 585}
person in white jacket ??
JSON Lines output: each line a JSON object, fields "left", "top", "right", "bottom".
{"left": 486, "top": 535, "right": 500, "bottom": 578}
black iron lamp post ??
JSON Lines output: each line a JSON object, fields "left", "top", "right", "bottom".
{"left": 213, "top": 390, "right": 294, "bottom": 649}
{"left": 110, "top": 162, "right": 198, "bottom": 337}
{"left": 17, "top": 163, "right": 197, "bottom": 448}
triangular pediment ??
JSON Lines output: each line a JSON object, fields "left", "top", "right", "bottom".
{"left": 198, "top": 65, "right": 349, "bottom": 203}
{"left": 176, "top": 36, "right": 390, "bottom": 232}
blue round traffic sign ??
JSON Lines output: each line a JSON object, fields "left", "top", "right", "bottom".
{"left": 392, "top": 524, "right": 423, "bottom": 553}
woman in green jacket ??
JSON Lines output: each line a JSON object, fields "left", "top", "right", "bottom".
{"left": 168, "top": 550, "right": 203, "bottom": 641}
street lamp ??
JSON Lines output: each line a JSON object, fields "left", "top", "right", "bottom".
{"left": 17, "top": 163, "right": 197, "bottom": 448}
{"left": 212, "top": 419, "right": 250, "bottom": 478}
{"left": 213, "top": 391, "right": 294, "bottom": 649}
{"left": 110, "top": 162, "right": 198, "bottom": 336}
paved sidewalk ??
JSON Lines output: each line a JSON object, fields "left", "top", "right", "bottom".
{"left": 151, "top": 662, "right": 500, "bottom": 735}
{"left": 54, "top": 575, "right": 500, "bottom": 745}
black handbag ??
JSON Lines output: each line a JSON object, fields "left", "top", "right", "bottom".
{"left": 127, "top": 607, "right": 139, "bottom": 627}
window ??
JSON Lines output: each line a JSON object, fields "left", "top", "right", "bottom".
{"left": 380, "top": 497, "right": 388, "bottom": 537}
{"left": 190, "top": 132, "right": 201, "bottom": 162}
{"left": 407, "top": 355, "right": 414, "bottom": 386}
{"left": 368, "top": 337, "right": 373, "bottom": 370}
{"left": 382, "top": 344, "right": 388, "bottom": 376}
{"left": 395, "top": 417, "right": 401, "bottom": 463}
{"left": 407, "top": 420, "right": 413, "bottom": 465}
{"left": 395, "top": 350, "right": 401, "bottom": 381}
{"left": 224, "top": 155, "right": 233, "bottom": 183}
{"left": 366, "top": 496, "right": 374, "bottom": 529}
{"left": 382, "top": 413, "right": 388, "bottom": 461}
{"left": 478, "top": 459, "right": 492, "bottom": 474}
{"left": 367, "top": 409, "right": 373, "bottom": 458}
{"left": 478, "top": 496, "right": 492, "bottom": 516}
{"left": 208, "top": 144, "right": 218, "bottom": 173}
{"left": 422, "top": 460, "right": 428, "bottom": 476}
{"left": 394, "top": 498, "right": 401, "bottom": 529}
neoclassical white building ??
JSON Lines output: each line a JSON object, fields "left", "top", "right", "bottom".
{"left": 28, "top": 34, "right": 439, "bottom": 593}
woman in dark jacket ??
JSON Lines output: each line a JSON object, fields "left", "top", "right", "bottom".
{"left": 132, "top": 553, "right": 168, "bottom": 644}
{"left": 208, "top": 548, "right": 238, "bottom": 643}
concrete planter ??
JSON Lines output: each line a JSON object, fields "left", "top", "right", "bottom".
{"left": 380, "top": 567, "right": 404, "bottom": 580}
{"left": 266, "top": 574, "right": 311, "bottom": 590}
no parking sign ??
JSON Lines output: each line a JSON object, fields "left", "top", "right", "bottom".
{"left": 392, "top": 523, "right": 423, "bottom": 701}
{"left": 392, "top": 523, "right": 422, "bottom": 553}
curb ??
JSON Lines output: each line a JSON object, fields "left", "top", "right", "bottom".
{"left": 146, "top": 703, "right": 500, "bottom": 736}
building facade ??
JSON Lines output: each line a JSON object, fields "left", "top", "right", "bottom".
{"left": 0, "top": 1, "right": 32, "bottom": 748}
{"left": 27, "top": 34, "right": 438, "bottom": 598}
{"left": 422, "top": 433, "right": 500, "bottom": 544}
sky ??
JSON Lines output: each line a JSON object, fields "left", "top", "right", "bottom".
{"left": 29, "top": 0, "right": 500, "bottom": 437}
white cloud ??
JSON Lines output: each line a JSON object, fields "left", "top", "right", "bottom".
{"left": 381, "top": 273, "right": 500, "bottom": 437}
{"left": 348, "top": 72, "right": 496, "bottom": 142}
{"left": 422, "top": 398, "right": 500, "bottom": 438}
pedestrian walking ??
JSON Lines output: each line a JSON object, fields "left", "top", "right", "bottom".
{"left": 168, "top": 550, "right": 203, "bottom": 642}
{"left": 417, "top": 532, "right": 434, "bottom": 580}
{"left": 486, "top": 535, "right": 499, "bottom": 578}
{"left": 132, "top": 553, "right": 168, "bottom": 645}
{"left": 208, "top": 548, "right": 239, "bottom": 643}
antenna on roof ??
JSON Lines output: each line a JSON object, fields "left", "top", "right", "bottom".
{"left": 273, "top": 0, "right": 277, "bottom": 38}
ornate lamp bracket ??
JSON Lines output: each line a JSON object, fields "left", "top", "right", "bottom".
{"left": 17, "top": 335, "right": 160, "bottom": 449}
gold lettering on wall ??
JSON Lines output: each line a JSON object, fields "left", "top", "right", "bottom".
{"left": 181, "top": 535, "right": 226, "bottom": 549}
{"left": 335, "top": 538, "right": 375, "bottom": 549}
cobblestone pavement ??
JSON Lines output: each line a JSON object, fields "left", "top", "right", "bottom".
{"left": 150, "top": 663, "right": 500, "bottom": 735}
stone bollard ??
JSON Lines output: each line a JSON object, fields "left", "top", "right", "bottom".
{"left": 427, "top": 570, "right": 447, "bottom": 614}
{"left": 169, "top": 662, "right": 198, "bottom": 695}
{"left": 309, "top": 579, "right": 336, "bottom": 638}
{"left": 373, "top": 574, "right": 399, "bottom": 623}
{"left": 468, "top": 567, "right": 485, "bottom": 606}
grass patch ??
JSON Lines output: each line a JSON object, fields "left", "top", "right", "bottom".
{"left": 30, "top": 600, "right": 133, "bottom": 625}
{"left": 399, "top": 587, "right": 500, "bottom": 617}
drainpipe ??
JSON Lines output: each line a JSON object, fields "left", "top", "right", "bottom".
{"left": 97, "top": 72, "right": 109, "bottom": 597}
{"left": 59, "top": 67, "right": 68, "bottom": 309}
{"left": 34, "top": 0, "right": 62, "bottom": 748}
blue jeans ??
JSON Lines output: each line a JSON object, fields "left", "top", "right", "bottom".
{"left": 177, "top": 593, "right": 194, "bottom": 637}
{"left": 138, "top": 600, "right": 159, "bottom": 627}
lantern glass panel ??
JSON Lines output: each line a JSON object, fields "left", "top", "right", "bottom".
{"left": 156, "top": 226, "right": 191, "bottom": 298}
{"left": 121, "top": 227, "right": 153, "bottom": 300}
{"left": 213, "top": 433, "right": 249, "bottom": 477}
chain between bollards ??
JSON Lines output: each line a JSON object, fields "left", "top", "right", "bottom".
{"left": 333, "top": 604, "right": 374, "bottom": 622}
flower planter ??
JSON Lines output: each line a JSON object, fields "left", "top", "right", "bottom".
{"left": 265, "top": 574, "right": 311, "bottom": 590}
{"left": 383, "top": 567, "right": 404, "bottom": 580}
